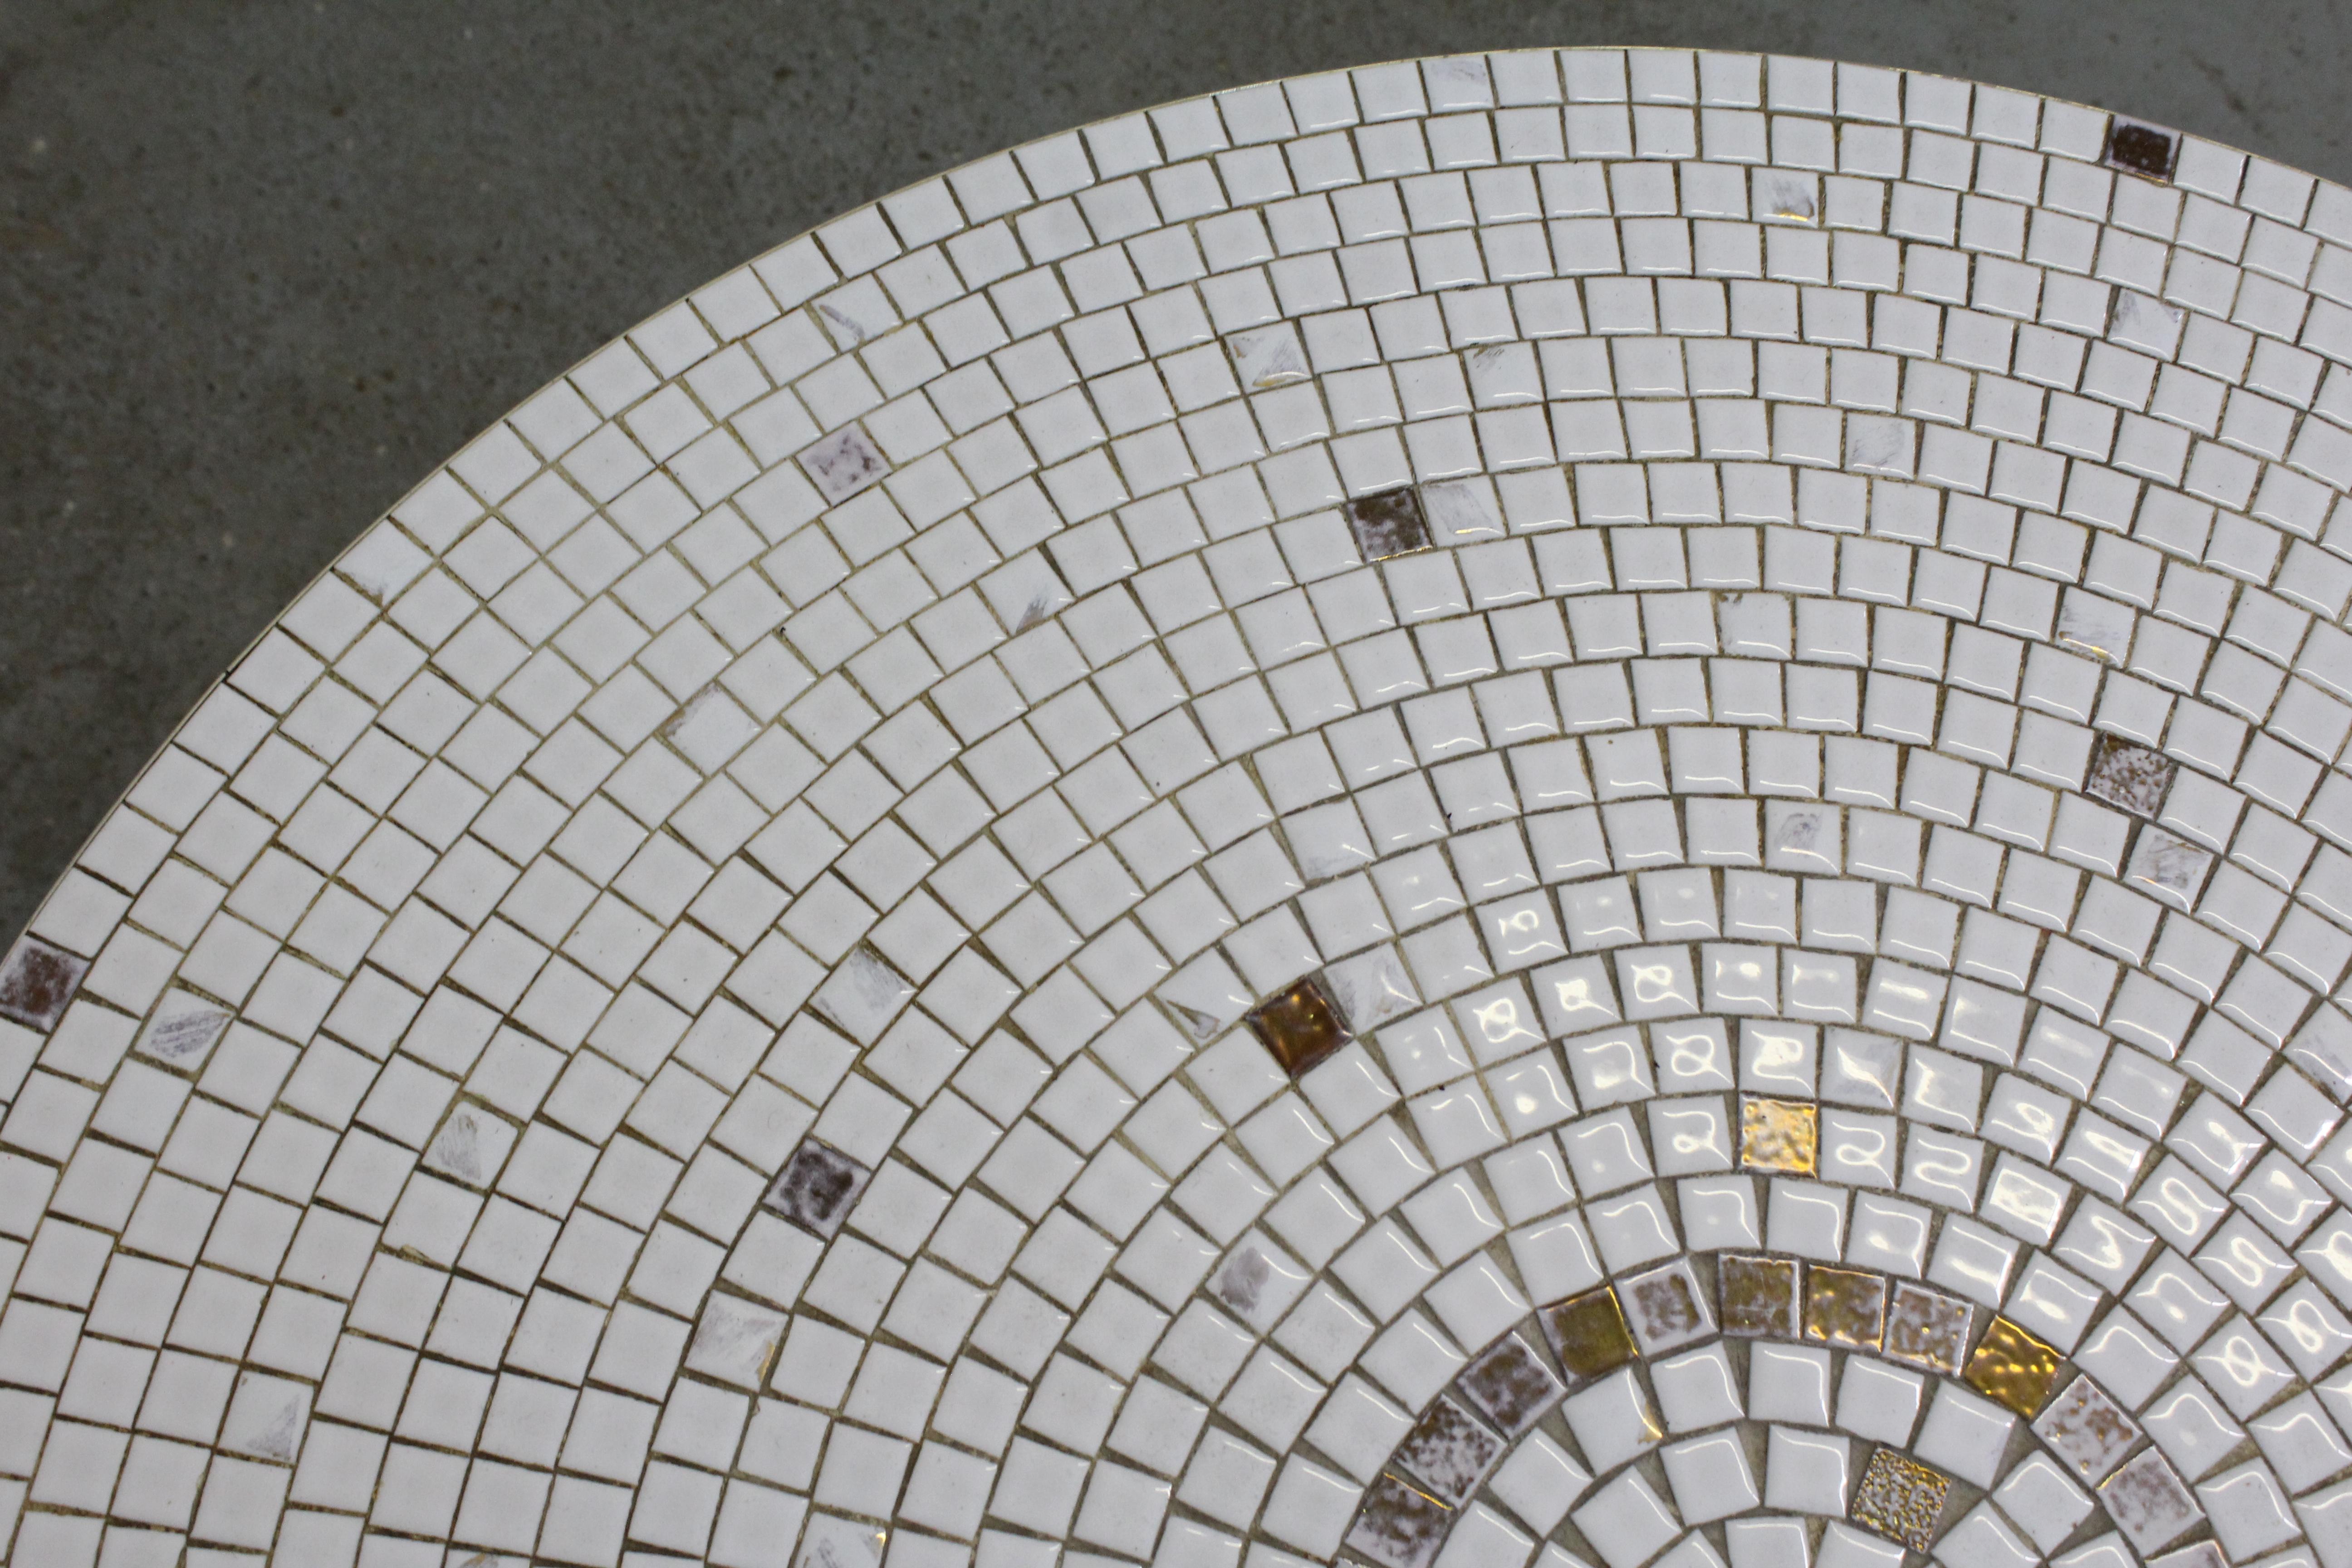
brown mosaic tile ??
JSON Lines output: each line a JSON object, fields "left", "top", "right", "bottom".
{"left": 2104, "top": 119, "right": 2179, "bottom": 181}
{"left": 0, "top": 936, "right": 87, "bottom": 1032}
{"left": 1454, "top": 1332, "right": 1563, "bottom": 1437}
{"left": 1393, "top": 1395, "right": 1501, "bottom": 1505}
{"left": 1965, "top": 1314, "right": 2065, "bottom": 1417}
{"left": 1345, "top": 1473, "right": 1452, "bottom": 1568}
{"left": 2085, "top": 735, "right": 2175, "bottom": 817}
{"left": 1245, "top": 974, "right": 1350, "bottom": 1077}
{"left": 762, "top": 1138, "right": 872, "bottom": 1237}
{"left": 2102, "top": 1449, "right": 2204, "bottom": 1553}
{"left": 1740, "top": 1096, "right": 1819, "bottom": 1174}
{"left": 1851, "top": 1450, "right": 1951, "bottom": 1551}
{"left": 1344, "top": 485, "right": 1434, "bottom": 561}
{"left": 1540, "top": 1285, "right": 1638, "bottom": 1380}
{"left": 1620, "top": 1259, "right": 1714, "bottom": 1354}
{"left": 1719, "top": 1254, "right": 1799, "bottom": 1338}
{"left": 2033, "top": 1374, "right": 2142, "bottom": 1481}
{"left": 1803, "top": 1265, "right": 1886, "bottom": 1350}
{"left": 1883, "top": 1282, "right": 1972, "bottom": 1373}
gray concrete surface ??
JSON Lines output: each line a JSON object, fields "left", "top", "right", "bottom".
{"left": 3, "top": 0, "right": 2348, "bottom": 945}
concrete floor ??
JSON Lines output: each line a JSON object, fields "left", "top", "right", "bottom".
{"left": 3, "top": 0, "right": 2349, "bottom": 944}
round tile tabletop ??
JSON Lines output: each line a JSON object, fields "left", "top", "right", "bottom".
{"left": 6, "top": 46, "right": 2352, "bottom": 1568}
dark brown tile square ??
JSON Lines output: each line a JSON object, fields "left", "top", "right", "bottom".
{"left": 1803, "top": 1265, "right": 1887, "bottom": 1349}
{"left": 1346, "top": 1473, "right": 1452, "bottom": 1568}
{"left": 1719, "top": 1253, "right": 1799, "bottom": 1337}
{"left": 1245, "top": 974, "right": 1350, "bottom": 1077}
{"left": 1455, "top": 1332, "right": 1563, "bottom": 1437}
{"left": 2085, "top": 735, "right": 2175, "bottom": 817}
{"left": 762, "top": 1138, "right": 872, "bottom": 1236}
{"left": 1884, "top": 1282, "right": 1972, "bottom": 1373}
{"left": 0, "top": 937, "right": 87, "bottom": 1033}
{"left": 1345, "top": 486, "right": 1434, "bottom": 561}
{"left": 2104, "top": 119, "right": 2179, "bottom": 181}
{"left": 1393, "top": 1396, "right": 1501, "bottom": 1504}
{"left": 1540, "top": 1285, "right": 1638, "bottom": 1379}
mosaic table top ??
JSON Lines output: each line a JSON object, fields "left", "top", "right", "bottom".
{"left": 6, "top": 45, "right": 2352, "bottom": 1568}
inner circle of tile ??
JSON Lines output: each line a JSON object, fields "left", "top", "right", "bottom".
{"left": 5, "top": 45, "right": 2352, "bottom": 1568}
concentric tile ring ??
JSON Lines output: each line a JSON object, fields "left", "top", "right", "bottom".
{"left": 5, "top": 45, "right": 2352, "bottom": 1568}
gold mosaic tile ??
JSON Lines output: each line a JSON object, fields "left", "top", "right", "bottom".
{"left": 1719, "top": 1254, "right": 1800, "bottom": 1337}
{"left": 2033, "top": 1374, "right": 2142, "bottom": 1481}
{"left": 1851, "top": 1449, "right": 1951, "bottom": 1551}
{"left": 1541, "top": 1285, "right": 1639, "bottom": 1379}
{"left": 1883, "top": 1282, "right": 1972, "bottom": 1373}
{"left": 1739, "top": 1095, "right": 1819, "bottom": 1173}
{"left": 1244, "top": 974, "right": 1350, "bottom": 1077}
{"left": 1803, "top": 1264, "right": 1886, "bottom": 1349}
{"left": 1345, "top": 1472, "right": 1452, "bottom": 1568}
{"left": 1965, "top": 1314, "right": 2065, "bottom": 1416}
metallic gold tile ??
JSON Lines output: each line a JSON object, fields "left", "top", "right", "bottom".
{"left": 1719, "top": 1253, "right": 1799, "bottom": 1338}
{"left": 1540, "top": 1286, "right": 1638, "bottom": 1379}
{"left": 1884, "top": 1282, "right": 1971, "bottom": 1373}
{"left": 1803, "top": 1264, "right": 1886, "bottom": 1350}
{"left": 1852, "top": 1450, "right": 1950, "bottom": 1551}
{"left": 1965, "top": 1314, "right": 2065, "bottom": 1416}
{"left": 1740, "top": 1096, "right": 1818, "bottom": 1174}
{"left": 1245, "top": 974, "right": 1350, "bottom": 1077}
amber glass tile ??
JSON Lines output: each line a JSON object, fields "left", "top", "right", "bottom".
{"left": 1740, "top": 1096, "right": 1819, "bottom": 1173}
{"left": 1245, "top": 974, "right": 1350, "bottom": 1076}
{"left": 1965, "top": 1315, "right": 2065, "bottom": 1416}
{"left": 1541, "top": 1286, "right": 1638, "bottom": 1379}
{"left": 1852, "top": 1450, "right": 1950, "bottom": 1551}
{"left": 1884, "top": 1282, "right": 1972, "bottom": 1373}
{"left": 1719, "top": 1254, "right": 1799, "bottom": 1338}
